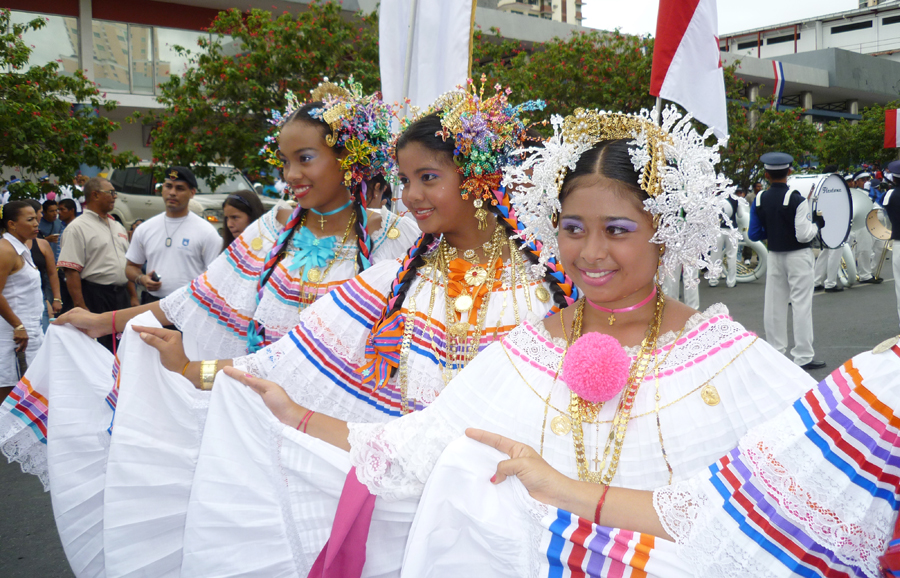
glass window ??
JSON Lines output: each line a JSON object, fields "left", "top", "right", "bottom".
{"left": 195, "top": 168, "right": 254, "bottom": 194}
{"left": 130, "top": 25, "right": 154, "bottom": 94}
{"left": 123, "top": 168, "right": 152, "bottom": 195}
{"left": 92, "top": 20, "right": 129, "bottom": 92}
{"left": 154, "top": 27, "right": 205, "bottom": 89}
{"left": 9, "top": 11, "right": 80, "bottom": 77}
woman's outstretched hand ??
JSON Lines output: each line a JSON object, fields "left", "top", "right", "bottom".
{"left": 134, "top": 325, "right": 189, "bottom": 373}
{"left": 223, "top": 366, "right": 305, "bottom": 428}
{"left": 54, "top": 308, "right": 112, "bottom": 338}
{"left": 466, "top": 428, "right": 579, "bottom": 508}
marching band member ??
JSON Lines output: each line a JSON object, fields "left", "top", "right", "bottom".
{"left": 748, "top": 152, "right": 825, "bottom": 370}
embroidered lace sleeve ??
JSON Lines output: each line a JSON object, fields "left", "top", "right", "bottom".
{"left": 652, "top": 350, "right": 900, "bottom": 578}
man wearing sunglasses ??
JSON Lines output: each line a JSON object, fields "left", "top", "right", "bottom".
{"left": 57, "top": 176, "right": 136, "bottom": 352}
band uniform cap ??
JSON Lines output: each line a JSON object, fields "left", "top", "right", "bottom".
{"left": 760, "top": 152, "right": 793, "bottom": 171}
{"left": 886, "top": 160, "right": 900, "bottom": 177}
{"left": 165, "top": 166, "right": 198, "bottom": 189}
{"left": 854, "top": 171, "right": 872, "bottom": 181}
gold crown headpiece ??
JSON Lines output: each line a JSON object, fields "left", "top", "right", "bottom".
{"left": 559, "top": 109, "right": 672, "bottom": 199}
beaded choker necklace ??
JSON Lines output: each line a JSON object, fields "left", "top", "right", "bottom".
{"left": 586, "top": 286, "right": 658, "bottom": 326}
{"left": 309, "top": 199, "right": 353, "bottom": 230}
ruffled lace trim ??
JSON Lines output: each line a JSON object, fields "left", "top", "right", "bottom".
{"left": 518, "top": 303, "right": 745, "bottom": 379}
{"left": 652, "top": 476, "right": 707, "bottom": 545}
{"left": 347, "top": 414, "right": 461, "bottom": 501}
{"left": 529, "top": 303, "right": 731, "bottom": 355}
{"left": 0, "top": 423, "right": 48, "bottom": 490}
{"left": 739, "top": 419, "right": 891, "bottom": 576}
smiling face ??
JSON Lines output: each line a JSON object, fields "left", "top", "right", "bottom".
{"left": 277, "top": 120, "right": 350, "bottom": 213}
{"left": 558, "top": 177, "right": 659, "bottom": 308}
{"left": 396, "top": 141, "right": 479, "bottom": 243}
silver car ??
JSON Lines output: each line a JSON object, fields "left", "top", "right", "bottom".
{"left": 105, "top": 164, "right": 277, "bottom": 230}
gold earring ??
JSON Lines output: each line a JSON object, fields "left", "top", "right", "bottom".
{"left": 473, "top": 198, "right": 488, "bottom": 231}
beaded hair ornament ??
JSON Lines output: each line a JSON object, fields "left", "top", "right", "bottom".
{"left": 359, "top": 80, "right": 556, "bottom": 391}
{"left": 403, "top": 76, "right": 546, "bottom": 227}
{"left": 504, "top": 106, "right": 738, "bottom": 287}
{"left": 259, "top": 77, "right": 396, "bottom": 189}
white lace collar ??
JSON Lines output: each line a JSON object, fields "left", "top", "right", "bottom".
{"left": 525, "top": 303, "right": 733, "bottom": 356}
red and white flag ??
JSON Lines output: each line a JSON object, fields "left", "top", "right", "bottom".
{"left": 651, "top": 0, "right": 728, "bottom": 138}
{"left": 885, "top": 109, "right": 899, "bottom": 148}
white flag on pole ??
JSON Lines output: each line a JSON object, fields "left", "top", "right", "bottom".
{"left": 379, "top": 0, "right": 474, "bottom": 114}
{"left": 650, "top": 0, "right": 728, "bottom": 138}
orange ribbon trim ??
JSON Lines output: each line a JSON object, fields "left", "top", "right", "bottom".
{"left": 445, "top": 257, "right": 503, "bottom": 325}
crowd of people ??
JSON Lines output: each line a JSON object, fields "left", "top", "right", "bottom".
{"left": 0, "top": 169, "right": 268, "bottom": 378}
{"left": 0, "top": 77, "right": 898, "bottom": 578}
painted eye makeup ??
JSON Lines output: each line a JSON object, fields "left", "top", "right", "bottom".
{"left": 607, "top": 218, "right": 638, "bottom": 233}
{"left": 559, "top": 218, "right": 584, "bottom": 233}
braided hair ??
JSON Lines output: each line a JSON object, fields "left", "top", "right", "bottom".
{"left": 247, "top": 102, "right": 372, "bottom": 350}
{"left": 365, "top": 114, "right": 576, "bottom": 375}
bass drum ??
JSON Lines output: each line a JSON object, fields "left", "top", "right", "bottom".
{"left": 786, "top": 173, "right": 852, "bottom": 249}
{"left": 734, "top": 198, "right": 767, "bottom": 283}
{"left": 850, "top": 188, "right": 874, "bottom": 231}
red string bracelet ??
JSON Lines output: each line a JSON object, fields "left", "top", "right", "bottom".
{"left": 111, "top": 311, "right": 117, "bottom": 356}
{"left": 296, "top": 409, "right": 315, "bottom": 433}
{"left": 594, "top": 484, "right": 610, "bottom": 525}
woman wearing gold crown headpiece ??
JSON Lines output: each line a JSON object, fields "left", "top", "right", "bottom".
{"left": 26, "top": 80, "right": 578, "bottom": 576}
{"left": 150, "top": 106, "right": 821, "bottom": 576}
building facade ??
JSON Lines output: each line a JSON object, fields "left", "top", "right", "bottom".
{"left": 718, "top": 2, "right": 900, "bottom": 125}
{"left": 6, "top": 0, "right": 582, "bottom": 168}
{"left": 493, "top": 0, "right": 584, "bottom": 25}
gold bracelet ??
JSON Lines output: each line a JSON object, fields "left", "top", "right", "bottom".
{"left": 200, "top": 360, "right": 218, "bottom": 391}
{"left": 13, "top": 324, "right": 25, "bottom": 331}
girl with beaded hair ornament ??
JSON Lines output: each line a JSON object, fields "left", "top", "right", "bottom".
{"left": 207, "top": 106, "right": 822, "bottom": 577}
{"left": 0, "top": 78, "right": 421, "bottom": 577}
{"left": 56, "top": 80, "right": 579, "bottom": 577}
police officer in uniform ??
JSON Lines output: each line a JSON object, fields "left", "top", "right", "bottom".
{"left": 748, "top": 152, "right": 825, "bottom": 370}
{"left": 882, "top": 160, "right": 900, "bottom": 329}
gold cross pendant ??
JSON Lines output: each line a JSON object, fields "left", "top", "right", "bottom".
{"left": 608, "top": 313, "right": 615, "bottom": 325}
{"left": 318, "top": 214, "right": 327, "bottom": 230}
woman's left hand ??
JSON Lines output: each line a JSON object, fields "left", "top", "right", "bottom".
{"left": 134, "top": 325, "right": 189, "bottom": 374}
{"left": 466, "top": 428, "right": 579, "bottom": 508}
{"left": 223, "top": 366, "right": 306, "bottom": 428}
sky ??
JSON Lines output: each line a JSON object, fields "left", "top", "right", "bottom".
{"left": 583, "top": 0, "right": 859, "bottom": 36}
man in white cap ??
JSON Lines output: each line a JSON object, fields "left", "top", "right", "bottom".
{"left": 882, "top": 160, "right": 900, "bottom": 329}
{"left": 748, "top": 152, "right": 825, "bottom": 370}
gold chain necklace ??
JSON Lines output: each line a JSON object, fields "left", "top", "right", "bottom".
{"left": 570, "top": 290, "right": 666, "bottom": 485}
{"left": 295, "top": 212, "right": 356, "bottom": 311}
{"left": 394, "top": 224, "right": 506, "bottom": 413}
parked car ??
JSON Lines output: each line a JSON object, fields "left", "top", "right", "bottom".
{"left": 103, "top": 164, "right": 277, "bottom": 230}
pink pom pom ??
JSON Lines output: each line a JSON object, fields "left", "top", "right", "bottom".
{"left": 46, "top": 192, "right": 57, "bottom": 201}
{"left": 562, "top": 332, "right": 630, "bottom": 403}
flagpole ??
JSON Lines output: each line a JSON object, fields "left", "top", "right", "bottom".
{"left": 401, "top": 0, "right": 420, "bottom": 119}
{"left": 655, "top": 97, "right": 662, "bottom": 122}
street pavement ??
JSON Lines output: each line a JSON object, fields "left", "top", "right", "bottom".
{"left": 1, "top": 253, "right": 898, "bottom": 577}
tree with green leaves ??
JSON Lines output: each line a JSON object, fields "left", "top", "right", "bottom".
{"left": 816, "top": 100, "right": 900, "bottom": 171}
{"left": 0, "top": 8, "right": 137, "bottom": 198}
{"left": 473, "top": 28, "right": 656, "bottom": 118}
{"left": 134, "top": 1, "right": 380, "bottom": 189}
{"left": 720, "top": 95, "right": 820, "bottom": 192}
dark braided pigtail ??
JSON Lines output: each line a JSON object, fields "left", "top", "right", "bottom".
{"left": 359, "top": 232, "right": 436, "bottom": 388}
{"left": 350, "top": 182, "right": 372, "bottom": 272}
{"left": 490, "top": 185, "right": 579, "bottom": 314}
{"left": 246, "top": 203, "right": 307, "bottom": 351}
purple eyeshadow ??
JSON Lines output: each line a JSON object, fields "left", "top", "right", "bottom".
{"left": 559, "top": 218, "right": 583, "bottom": 229}
{"left": 608, "top": 219, "right": 637, "bottom": 232}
